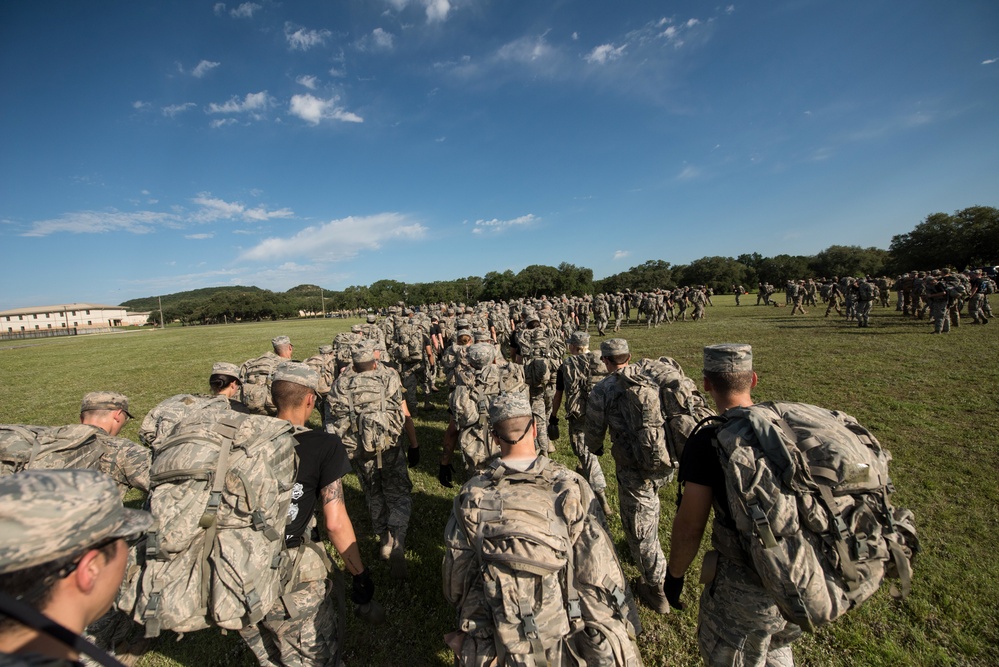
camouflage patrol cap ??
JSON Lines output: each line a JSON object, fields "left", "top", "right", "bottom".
{"left": 272, "top": 335, "right": 292, "bottom": 348}
{"left": 599, "top": 338, "right": 629, "bottom": 358}
{"left": 271, "top": 361, "right": 319, "bottom": 391}
{"left": 568, "top": 331, "right": 590, "bottom": 347}
{"left": 456, "top": 328, "right": 473, "bottom": 340}
{"left": 468, "top": 343, "right": 496, "bottom": 369}
{"left": 366, "top": 313, "right": 377, "bottom": 323}
{"left": 350, "top": 324, "right": 363, "bottom": 333}
{"left": 472, "top": 329, "right": 491, "bottom": 342}
{"left": 352, "top": 342, "right": 377, "bottom": 365}
{"left": 525, "top": 311, "right": 541, "bottom": 325}
{"left": 212, "top": 362, "right": 241, "bottom": 378}
{"left": 488, "top": 393, "right": 533, "bottom": 425}
{"left": 703, "top": 343, "right": 753, "bottom": 373}
{"left": 0, "top": 469, "right": 152, "bottom": 574}
{"left": 319, "top": 344, "right": 334, "bottom": 355}
{"left": 81, "top": 391, "right": 132, "bottom": 419}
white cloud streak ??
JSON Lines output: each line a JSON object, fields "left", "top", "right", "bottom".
{"left": 207, "top": 91, "right": 270, "bottom": 114}
{"left": 613, "top": 250, "right": 630, "bottom": 260}
{"left": 190, "top": 194, "right": 293, "bottom": 223}
{"left": 230, "top": 2, "right": 260, "bottom": 18}
{"left": 185, "top": 233, "right": 214, "bottom": 239}
{"left": 241, "top": 213, "right": 427, "bottom": 262}
{"left": 289, "top": 94, "right": 363, "bottom": 124}
{"left": 285, "top": 23, "right": 332, "bottom": 51}
{"left": 983, "top": 58, "right": 997, "bottom": 65}
{"left": 296, "top": 75, "right": 318, "bottom": 89}
{"left": 162, "top": 102, "right": 196, "bottom": 117}
{"left": 471, "top": 214, "right": 537, "bottom": 234}
{"left": 585, "top": 43, "right": 627, "bottom": 65}
{"left": 192, "top": 60, "right": 221, "bottom": 78}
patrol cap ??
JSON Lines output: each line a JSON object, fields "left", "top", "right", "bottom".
{"left": 488, "top": 393, "right": 533, "bottom": 425}
{"left": 0, "top": 469, "right": 152, "bottom": 574}
{"left": 568, "top": 331, "right": 590, "bottom": 347}
{"left": 600, "top": 338, "right": 629, "bottom": 358}
{"left": 703, "top": 344, "right": 753, "bottom": 373}
{"left": 525, "top": 311, "right": 541, "bottom": 325}
{"left": 455, "top": 328, "right": 473, "bottom": 340}
{"left": 319, "top": 344, "right": 334, "bottom": 355}
{"left": 456, "top": 318, "right": 471, "bottom": 329}
{"left": 468, "top": 343, "right": 496, "bottom": 369}
{"left": 472, "top": 329, "right": 492, "bottom": 342}
{"left": 80, "top": 391, "right": 132, "bottom": 419}
{"left": 212, "top": 362, "right": 240, "bottom": 378}
{"left": 350, "top": 324, "right": 363, "bottom": 333}
{"left": 352, "top": 342, "right": 377, "bottom": 365}
{"left": 271, "top": 361, "right": 319, "bottom": 391}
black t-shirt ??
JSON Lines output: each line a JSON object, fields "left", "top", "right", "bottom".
{"left": 677, "top": 423, "right": 729, "bottom": 519}
{"left": 229, "top": 398, "right": 251, "bottom": 414}
{"left": 556, "top": 364, "right": 566, "bottom": 392}
{"left": 285, "top": 430, "right": 352, "bottom": 547}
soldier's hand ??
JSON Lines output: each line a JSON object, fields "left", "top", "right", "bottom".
{"left": 351, "top": 569, "right": 375, "bottom": 605}
{"left": 438, "top": 463, "right": 454, "bottom": 488}
{"left": 547, "top": 417, "right": 560, "bottom": 441}
{"left": 407, "top": 446, "right": 420, "bottom": 468}
{"left": 664, "top": 570, "right": 685, "bottom": 610}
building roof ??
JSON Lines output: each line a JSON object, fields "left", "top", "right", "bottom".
{"left": 0, "top": 303, "right": 125, "bottom": 317}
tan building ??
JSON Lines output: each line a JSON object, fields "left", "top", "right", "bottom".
{"left": 0, "top": 303, "right": 150, "bottom": 334}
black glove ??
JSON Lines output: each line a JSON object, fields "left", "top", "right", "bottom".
{"left": 407, "top": 446, "right": 420, "bottom": 468}
{"left": 592, "top": 444, "right": 604, "bottom": 456}
{"left": 438, "top": 463, "right": 453, "bottom": 488}
{"left": 351, "top": 569, "right": 375, "bottom": 605}
{"left": 664, "top": 570, "right": 685, "bottom": 610}
{"left": 547, "top": 417, "right": 560, "bottom": 441}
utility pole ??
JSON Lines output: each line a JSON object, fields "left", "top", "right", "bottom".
{"left": 158, "top": 296, "right": 165, "bottom": 329}
{"left": 320, "top": 286, "right": 326, "bottom": 318}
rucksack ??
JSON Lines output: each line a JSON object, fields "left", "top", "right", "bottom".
{"left": 562, "top": 352, "right": 608, "bottom": 422}
{"left": 393, "top": 322, "right": 425, "bottom": 363}
{"left": 138, "top": 394, "right": 231, "bottom": 448}
{"left": 304, "top": 353, "right": 335, "bottom": 395}
{"left": 979, "top": 277, "right": 995, "bottom": 295}
{"left": 328, "top": 370, "right": 405, "bottom": 466}
{"left": 709, "top": 401, "right": 919, "bottom": 631}
{"left": 519, "top": 330, "right": 565, "bottom": 390}
{"left": 446, "top": 458, "right": 643, "bottom": 666}
{"left": 612, "top": 358, "right": 713, "bottom": 474}
{"left": 131, "top": 410, "right": 298, "bottom": 637}
{"left": 0, "top": 424, "right": 104, "bottom": 475}
{"left": 450, "top": 366, "right": 529, "bottom": 471}
{"left": 239, "top": 353, "right": 280, "bottom": 415}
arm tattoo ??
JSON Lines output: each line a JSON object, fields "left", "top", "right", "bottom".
{"left": 320, "top": 479, "right": 344, "bottom": 506}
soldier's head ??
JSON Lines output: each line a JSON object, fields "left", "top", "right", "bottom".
{"left": 319, "top": 344, "right": 334, "bottom": 356}
{"left": 456, "top": 329, "right": 473, "bottom": 346}
{"left": 79, "top": 391, "right": 132, "bottom": 437}
{"left": 209, "top": 362, "right": 242, "bottom": 398}
{"left": 350, "top": 324, "right": 363, "bottom": 334}
{"left": 599, "top": 339, "right": 630, "bottom": 371}
{"left": 702, "top": 344, "right": 757, "bottom": 402}
{"left": 272, "top": 335, "right": 293, "bottom": 359}
{"left": 488, "top": 394, "right": 536, "bottom": 458}
{"left": 366, "top": 313, "right": 377, "bottom": 324}
{"left": 0, "top": 470, "right": 151, "bottom": 639}
{"left": 270, "top": 362, "right": 320, "bottom": 422}
{"left": 352, "top": 343, "right": 378, "bottom": 373}
{"left": 568, "top": 330, "right": 590, "bottom": 354}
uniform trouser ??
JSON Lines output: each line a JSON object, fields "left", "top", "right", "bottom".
{"left": 856, "top": 300, "right": 872, "bottom": 326}
{"left": 735, "top": 294, "right": 741, "bottom": 305}
{"left": 596, "top": 316, "right": 608, "bottom": 333}
{"left": 698, "top": 557, "right": 801, "bottom": 667}
{"left": 789, "top": 297, "right": 805, "bottom": 315}
{"left": 239, "top": 549, "right": 340, "bottom": 667}
{"left": 568, "top": 419, "right": 606, "bottom": 492}
{"left": 692, "top": 304, "right": 705, "bottom": 320}
{"left": 968, "top": 294, "right": 986, "bottom": 322}
{"left": 825, "top": 297, "right": 841, "bottom": 316}
{"left": 399, "top": 361, "right": 421, "bottom": 410}
{"left": 614, "top": 316, "right": 623, "bottom": 331}
{"left": 930, "top": 301, "right": 950, "bottom": 332}
{"left": 616, "top": 466, "right": 671, "bottom": 587}
{"left": 354, "top": 445, "right": 413, "bottom": 538}
{"left": 530, "top": 390, "right": 551, "bottom": 453}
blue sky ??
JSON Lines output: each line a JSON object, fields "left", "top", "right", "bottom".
{"left": 1, "top": 0, "right": 997, "bottom": 309}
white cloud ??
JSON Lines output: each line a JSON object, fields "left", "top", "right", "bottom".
{"left": 497, "top": 36, "right": 555, "bottom": 64}
{"left": 132, "top": 100, "right": 150, "bottom": 110}
{"left": 207, "top": 91, "right": 270, "bottom": 114}
{"left": 296, "top": 75, "right": 318, "bottom": 89}
{"left": 726, "top": 5, "right": 736, "bottom": 14}
{"left": 613, "top": 250, "right": 630, "bottom": 260}
{"left": 572, "top": 32, "right": 579, "bottom": 41}
{"left": 585, "top": 43, "right": 627, "bottom": 65}
{"left": 471, "top": 214, "right": 537, "bottom": 235}
{"left": 677, "top": 165, "right": 701, "bottom": 180}
{"left": 371, "top": 27, "right": 395, "bottom": 51}
{"left": 425, "top": 0, "right": 451, "bottom": 23}
{"left": 22, "top": 210, "right": 180, "bottom": 237}
{"left": 241, "top": 213, "right": 427, "bottom": 262}
{"left": 191, "top": 194, "right": 294, "bottom": 223}
{"left": 209, "top": 118, "right": 238, "bottom": 129}
{"left": 983, "top": 58, "right": 998, "bottom": 65}
{"left": 285, "top": 23, "right": 332, "bottom": 51}
{"left": 192, "top": 60, "right": 221, "bottom": 78}
{"left": 162, "top": 102, "right": 196, "bottom": 117}
{"left": 289, "top": 94, "right": 363, "bottom": 124}
{"left": 214, "top": 3, "right": 226, "bottom": 16}
{"left": 230, "top": 2, "right": 260, "bottom": 18}
{"left": 185, "top": 233, "right": 215, "bottom": 239}
{"left": 686, "top": 18, "right": 700, "bottom": 28}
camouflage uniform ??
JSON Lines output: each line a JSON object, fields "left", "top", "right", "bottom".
{"left": 94, "top": 433, "right": 150, "bottom": 498}
{"left": 557, "top": 349, "right": 609, "bottom": 500}
{"left": 926, "top": 277, "right": 950, "bottom": 333}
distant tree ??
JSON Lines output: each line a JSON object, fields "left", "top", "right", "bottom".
{"left": 368, "top": 280, "right": 407, "bottom": 309}
{"left": 555, "top": 262, "right": 594, "bottom": 296}
{"left": 756, "top": 254, "right": 811, "bottom": 285}
{"left": 515, "top": 265, "right": 560, "bottom": 298}
{"left": 809, "top": 245, "right": 889, "bottom": 279}
{"left": 679, "top": 256, "right": 752, "bottom": 292}
{"left": 889, "top": 206, "right": 999, "bottom": 272}
{"left": 481, "top": 270, "right": 517, "bottom": 302}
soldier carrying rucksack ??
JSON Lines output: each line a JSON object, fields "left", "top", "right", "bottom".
{"left": 443, "top": 394, "right": 644, "bottom": 667}
{"left": 238, "top": 335, "right": 295, "bottom": 415}
{"left": 513, "top": 312, "right": 566, "bottom": 455}
{"left": 665, "top": 344, "right": 918, "bottom": 667}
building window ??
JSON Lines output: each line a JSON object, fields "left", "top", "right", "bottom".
{"left": 47, "top": 324, "right": 52, "bottom": 329}
{"left": 20, "top": 326, "right": 24, "bottom": 331}
{"left": 61, "top": 323, "right": 66, "bottom": 328}
{"left": 33, "top": 314, "right": 37, "bottom": 319}
{"left": 87, "top": 321, "right": 92, "bottom": 325}
{"left": 34, "top": 325, "right": 39, "bottom": 330}
{"left": 71, "top": 310, "right": 77, "bottom": 316}
{"left": 73, "top": 322, "right": 78, "bottom": 326}
{"left": 18, "top": 315, "right": 23, "bottom": 321}
{"left": 86, "top": 310, "right": 91, "bottom": 315}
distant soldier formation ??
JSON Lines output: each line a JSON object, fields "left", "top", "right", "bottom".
{"left": 5, "top": 269, "right": 976, "bottom": 665}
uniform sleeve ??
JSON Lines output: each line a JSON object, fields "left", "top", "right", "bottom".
{"left": 99, "top": 436, "right": 151, "bottom": 495}
{"left": 442, "top": 507, "right": 476, "bottom": 610}
{"left": 677, "top": 425, "right": 723, "bottom": 489}
{"left": 316, "top": 432, "right": 352, "bottom": 490}
{"left": 556, "top": 364, "right": 566, "bottom": 392}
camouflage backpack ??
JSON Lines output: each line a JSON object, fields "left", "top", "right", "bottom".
{"left": 304, "top": 353, "right": 335, "bottom": 395}
{"left": 131, "top": 409, "right": 298, "bottom": 637}
{"left": 979, "top": 277, "right": 995, "bottom": 295}
{"left": 393, "top": 321, "right": 425, "bottom": 363}
{"left": 562, "top": 351, "right": 608, "bottom": 422}
{"left": 612, "top": 357, "right": 714, "bottom": 474}
{"left": 327, "top": 369, "right": 405, "bottom": 466}
{"left": 239, "top": 353, "right": 281, "bottom": 415}
{"left": 0, "top": 424, "right": 104, "bottom": 476}
{"left": 138, "top": 394, "right": 231, "bottom": 448}
{"left": 518, "top": 329, "right": 566, "bottom": 390}
{"left": 450, "top": 366, "right": 529, "bottom": 471}
{"left": 858, "top": 282, "right": 874, "bottom": 301}
{"left": 708, "top": 402, "right": 919, "bottom": 630}
{"left": 445, "top": 458, "right": 643, "bottom": 666}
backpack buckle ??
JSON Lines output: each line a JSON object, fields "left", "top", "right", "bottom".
{"left": 518, "top": 598, "right": 539, "bottom": 637}
{"left": 749, "top": 504, "right": 779, "bottom": 549}
{"left": 199, "top": 492, "right": 222, "bottom": 528}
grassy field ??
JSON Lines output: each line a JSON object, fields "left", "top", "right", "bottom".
{"left": 1, "top": 298, "right": 996, "bottom": 666}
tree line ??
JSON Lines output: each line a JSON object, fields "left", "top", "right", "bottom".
{"left": 121, "top": 206, "right": 996, "bottom": 325}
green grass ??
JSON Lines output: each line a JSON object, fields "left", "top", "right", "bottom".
{"left": 1, "top": 299, "right": 996, "bottom": 666}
